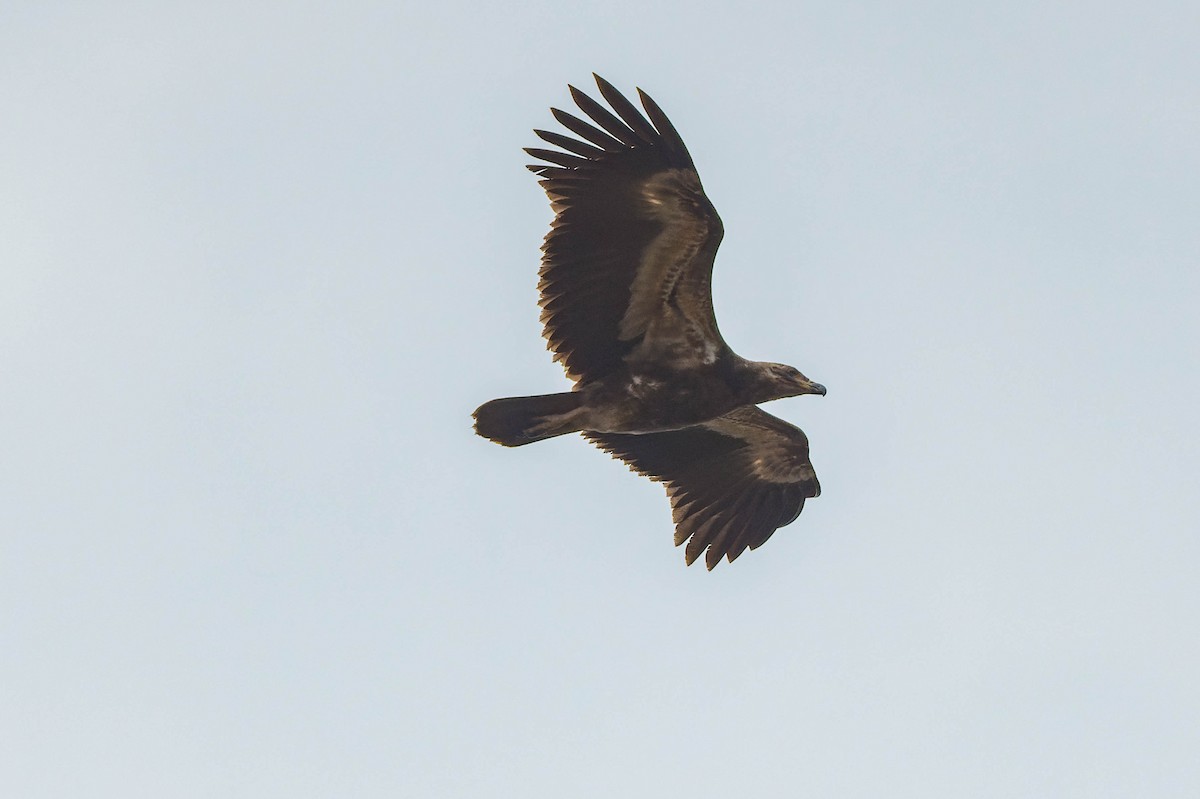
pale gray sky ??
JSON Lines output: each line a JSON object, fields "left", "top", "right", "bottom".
{"left": 3, "top": 2, "right": 1198, "bottom": 796}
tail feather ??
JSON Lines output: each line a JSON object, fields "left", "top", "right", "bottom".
{"left": 473, "top": 392, "right": 584, "bottom": 447}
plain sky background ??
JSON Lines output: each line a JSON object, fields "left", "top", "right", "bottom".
{"left": 3, "top": 2, "right": 1198, "bottom": 796}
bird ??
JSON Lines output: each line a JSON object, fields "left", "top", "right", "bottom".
{"left": 473, "top": 75, "right": 827, "bottom": 569}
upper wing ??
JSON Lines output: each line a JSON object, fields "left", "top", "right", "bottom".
{"left": 586, "top": 406, "right": 820, "bottom": 570}
{"left": 527, "top": 75, "right": 727, "bottom": 383}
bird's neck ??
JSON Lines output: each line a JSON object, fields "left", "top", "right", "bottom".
{"left": 728, "top": 359, "right": 784, "bottom": 405}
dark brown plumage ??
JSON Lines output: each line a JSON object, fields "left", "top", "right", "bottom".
{"left": 473, "top": 75, "right": 827, "bottom": 569}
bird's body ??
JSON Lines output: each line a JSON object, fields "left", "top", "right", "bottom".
{"left": 474, "top": 75, "right": 827, "bottom": 569}
{"left": 580, "top": 358, "right": 751, "bottom": 433}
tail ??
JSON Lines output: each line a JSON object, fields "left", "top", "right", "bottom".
{"left": 472, "top": 392, "right": 584, "bottom": 447}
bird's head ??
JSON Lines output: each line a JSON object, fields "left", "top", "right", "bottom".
{"left": 753, "top": 362, "right": 827, "bottom": 402}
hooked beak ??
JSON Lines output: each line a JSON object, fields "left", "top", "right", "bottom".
{"left": 801, "top": 379, "right": 826, "bottom": 396}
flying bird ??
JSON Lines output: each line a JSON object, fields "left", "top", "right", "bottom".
{"left": 473, "top": 75, "right": 827, "bottom": 569}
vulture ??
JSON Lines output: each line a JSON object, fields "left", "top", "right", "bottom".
{"left": 473, "top": 75, "right": 827, "bottom": 569}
